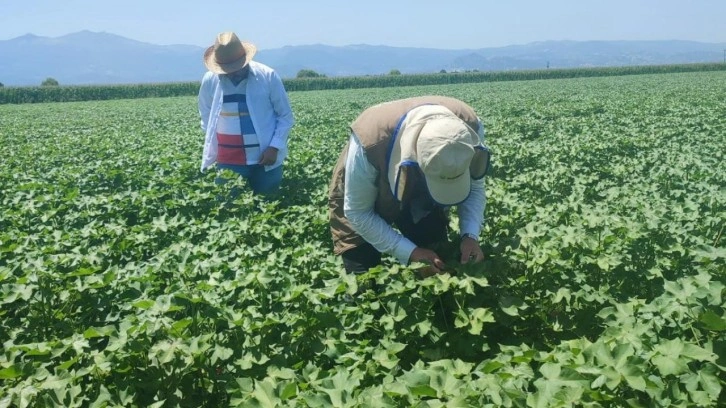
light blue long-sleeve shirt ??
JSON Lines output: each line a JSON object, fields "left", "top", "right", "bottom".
{"left": 198, "top": 61, "right": 294, "bottom": 171}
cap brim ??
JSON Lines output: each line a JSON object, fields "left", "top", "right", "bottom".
{"left": 424, "top": 170, "right": 471, "bottom": 206}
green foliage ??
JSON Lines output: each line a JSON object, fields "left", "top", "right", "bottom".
{"left": 0, "top": 71, "right": 724, "bottom": 406}
{"left": 283, "top": 62, "right": 726, "bottom": 92}
{"left": 0, "top": 81, "right": 200, "bottom": 104}
{"left": 1, "top": 63, "right": 725, "bottom": 104}
{"left": 41, "top": 77, "right": 59, "bottom": 87}
{"left": 296, "top": 69, "right": 325, "bottom": 78}
{"left": 389, "top": 69, "right": 401, "bottom": 75}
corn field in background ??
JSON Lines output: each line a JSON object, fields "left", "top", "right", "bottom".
{"left": 0, "top": 62, "right": 724, "bottom": 105}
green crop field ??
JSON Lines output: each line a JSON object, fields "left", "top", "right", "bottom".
{"left": 1, "top": 71, "right": 724, "bottom": 407}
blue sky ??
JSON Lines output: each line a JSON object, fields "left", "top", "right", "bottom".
{"left": 1, "top": 0, "right": 724, "bottom": 49}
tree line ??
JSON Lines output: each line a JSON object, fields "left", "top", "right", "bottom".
{"left": 1, "top": 63, "right": 724, "bottom": 105}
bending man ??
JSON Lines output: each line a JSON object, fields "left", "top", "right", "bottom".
{"left": 329, "top": 96, "right": 490, "bottom": 277}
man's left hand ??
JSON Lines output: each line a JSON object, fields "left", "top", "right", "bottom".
{"left": 460, "top": 236, "right": 484, "bottom": 264}
{"left": 259, "top": 147, "right": 279, "bottom": 166}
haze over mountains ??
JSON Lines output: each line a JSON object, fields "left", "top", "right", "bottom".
{"left": 1, "top": 31, "right": 724, "bottom": 86}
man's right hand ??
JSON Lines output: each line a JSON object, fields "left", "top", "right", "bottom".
{"left": 409, "top": 247, "right": 446, "bottom": 277}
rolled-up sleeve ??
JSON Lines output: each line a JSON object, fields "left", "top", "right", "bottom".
{"left": 268, "top": 71, "right": 294, "bottom": 151}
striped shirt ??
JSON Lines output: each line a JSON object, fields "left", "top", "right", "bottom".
{"left": 215, "top": 77, "right": 261, "bottom": 166}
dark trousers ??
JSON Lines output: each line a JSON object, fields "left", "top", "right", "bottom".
{"left": 342, "top": 207, "right": 448, "bottom": 274}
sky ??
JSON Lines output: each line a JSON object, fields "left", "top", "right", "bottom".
{"left": 1, "top": 0, "right": 725, "bottom": 50}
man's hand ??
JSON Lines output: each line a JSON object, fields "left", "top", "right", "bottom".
{"left": 460, "top": 236, "right": 484, "bottom": 264}
{"left": 258, "top": 147, "right": 279, "bottom": 166}
{"left": 410, "top": 247, "right": 446, "bottom": 277}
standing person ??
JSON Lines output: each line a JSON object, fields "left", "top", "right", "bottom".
{"left": 329, "top": 96, "right": 491, "bottom": 277}
{"left": 199, "top": 32, "right": 294, "bottom": 196}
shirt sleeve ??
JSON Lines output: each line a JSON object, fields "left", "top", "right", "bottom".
{"left": 268, "top": 70, "right": 294, "bottom": 151}
{"left": 198, "top": 72, "right": 214, "bottom": 132}
{"left": 343, "top": 135, "right": 417, "bottom": 265}
{"left": 457, "top": 117, "right": 488, "bottom": 239}
{"left": 457, "top": 179, "right": 485, "bottom": 239}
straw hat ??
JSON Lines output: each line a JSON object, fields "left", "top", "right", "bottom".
{"left": 388, "top": 105, "right": 489, "bottom": 206}
{"left": 203, "top": 32, "right": 257, "bottom": 74}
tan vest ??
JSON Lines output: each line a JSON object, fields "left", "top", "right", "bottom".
{"left": 328, "top": 96, "right": 479, "bottom": 254}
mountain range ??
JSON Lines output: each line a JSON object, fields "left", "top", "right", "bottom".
{"left": 1, "top": 31, "right": 724, "bottom": 86}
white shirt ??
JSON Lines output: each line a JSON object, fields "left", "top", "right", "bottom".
{"left": 343, "top": 131, "right": 486, "bottom": 265}
{"left": 198, "top": 61, "right": 294, "bottom": 171}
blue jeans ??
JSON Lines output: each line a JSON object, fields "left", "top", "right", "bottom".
{"left": 216, "top": 164, "right": 283, "bottom": 196}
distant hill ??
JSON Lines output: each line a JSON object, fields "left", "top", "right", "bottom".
{"left": 0, "top": 31, "right": 204, "bottom": 86}
{"left": 1, "top": 31, "right": 724, "bottom": 86}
